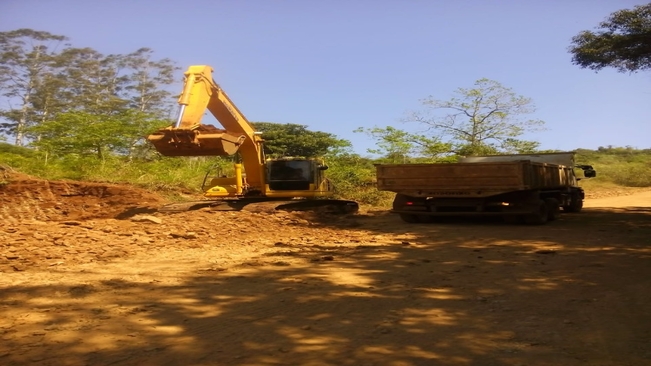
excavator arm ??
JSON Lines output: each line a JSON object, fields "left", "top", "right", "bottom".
{"left": 147, "top": 65, "right": 265, "bottom": 190}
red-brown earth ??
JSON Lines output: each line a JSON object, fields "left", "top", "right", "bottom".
{"left": 1, "top": 167, "right": 650, "bottom": 365}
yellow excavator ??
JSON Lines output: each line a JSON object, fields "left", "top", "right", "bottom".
{"left": 147, "top": 65, "right": 358, "bottom": 213}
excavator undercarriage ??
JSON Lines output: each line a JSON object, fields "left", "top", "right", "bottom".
{"left": 157, "top": 198, "right": 359, "bottom": 214}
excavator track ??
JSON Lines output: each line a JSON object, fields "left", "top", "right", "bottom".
{"left": 157, "top": 199, "right": 358, "bottom": 214}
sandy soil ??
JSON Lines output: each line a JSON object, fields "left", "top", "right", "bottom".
{"left": 1, "top": 168, "right": 650, "bottom": 366}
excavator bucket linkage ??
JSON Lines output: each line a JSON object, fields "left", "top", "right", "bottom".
{"left": 147, "top": 124, "right": 246, "bottom": 157}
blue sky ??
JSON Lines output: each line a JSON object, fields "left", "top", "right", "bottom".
{"left": 2, "top": 0, "right": 649, "bottom": 155}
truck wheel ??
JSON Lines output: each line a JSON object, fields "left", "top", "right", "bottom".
{"left": 563, "top": 194, "right": 583, "bottom": 213}
{"left": 399, "top": 213, "right": 420, "bottom": 223}
{"left": 545, "top": 198, "right": 561, "bottom": 221}
{"left": 524, "top": 200, "right": 549, "bottom": 225}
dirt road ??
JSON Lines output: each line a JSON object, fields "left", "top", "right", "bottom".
{"left": 583, "top": 189, "right": 651, "bottom": 208}
{"left": 1, "top": 172, "right": 650, "bottom": 365}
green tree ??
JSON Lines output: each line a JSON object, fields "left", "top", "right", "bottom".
{"left": 122, "top": 47, "right": 177, "bottom": 116}
{"left": 0, "top": 29, "right": 68, "bottom": 145}
{"left": 0, "top": 29, "right": 190, "bottom": 161}
{"left": 57, "top": 47, "right": 130, "bottom": 115}
{"left": 406, "top": 78, "right": 545, "bottom": 156}
{"left": 324, "top": 152, "right": 393, "bottom": 205}
{"left": 29, "top": 67, "right": 70, "bottom": 134}
{"left": 29, "top": 110, "right": 167, "bottom": 159}
{"left": 121, "top": 48, "right": 178, "bottom": 156}
{"left": 252, "top": 122, "right": 351, "bottom": 157}
{"left": 569, "top": 3, "right": 651, "bottom": 73}
{"left": 354, "top": 126, "right": 451, "bottom": 163}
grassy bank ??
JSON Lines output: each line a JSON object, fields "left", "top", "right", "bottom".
{"left": 1, "top": 143, "right": 649, "bottom": 205}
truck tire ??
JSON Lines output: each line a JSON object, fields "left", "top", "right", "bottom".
{"left": 524, "top": 200, "right": 549, "bottom": 225}
{"left": 563, "top": 194, "right": 583, "bottom": 213}
{"left": 545, "top": 198, "right": 561, "bottom": 221}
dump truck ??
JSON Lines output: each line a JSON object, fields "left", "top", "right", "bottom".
{"left": 375, "top": 152, "right": 596, "bottom": 224}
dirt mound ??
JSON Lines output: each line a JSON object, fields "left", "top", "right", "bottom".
{"left": 0, "top": 167, "right": 166, "bottom": 222}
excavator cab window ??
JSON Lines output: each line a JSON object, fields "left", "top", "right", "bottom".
{"left": 267, "top": 160, "right": 313, "bottom": 191}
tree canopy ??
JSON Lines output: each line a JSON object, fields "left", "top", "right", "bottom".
{"left": 354, "top": 126, "right": 451, "bottom": 163}
{"left": 0, "top": 29, "right": 69, "bottom": 146}
{"left": 0, "top": 28, "right": 177, "bottom": 158}
{"left": 253, "top": 122, "right": 351, "bottom": 158}
{"left": 358, "top": 79, "right": 544, "bottom": 160}
{"left": 569, "top": 3, "right": 651, "bottom": 73}
{"left": 407, "top": 78, "right": 544, "bottom": 157}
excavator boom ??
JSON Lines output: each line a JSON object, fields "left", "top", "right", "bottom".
{"left": 147, "top": 65, "right": 264, "bottom": 189}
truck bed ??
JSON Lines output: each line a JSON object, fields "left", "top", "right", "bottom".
{"left": 376, "top": 161, "right": 574, "bottom": 198}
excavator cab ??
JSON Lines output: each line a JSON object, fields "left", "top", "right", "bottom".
{"left": 267, "top": 159, "right": 326, "bottom": 191}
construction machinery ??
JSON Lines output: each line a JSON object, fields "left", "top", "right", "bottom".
{"left": 147, "top": 65, "right": 357, "bottom": 213}
{"left": 376, "top": 152, "right": 595, "bottom": 225}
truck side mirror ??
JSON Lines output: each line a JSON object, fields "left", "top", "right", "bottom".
{"left": 318, "top": 165, "right": 329, "bottom": 171}
{"left": 576, "top": 165, "right": 596, "bottom": 179}
{"left": 584, "top": 169, "right": 596, "bottom": 178}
